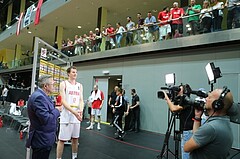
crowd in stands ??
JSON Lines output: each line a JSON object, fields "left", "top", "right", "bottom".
{"left": 60, "top": 0, "right": 240, "bottom": 56}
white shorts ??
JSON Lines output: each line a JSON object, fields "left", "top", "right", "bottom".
{"left": 159, "top": 24, "right": 171, "bottom": 37}
{"left": 91, "top": 108, "right": 101, "bottom": 116}
{"left": 58, "top": 123, "right": 81, "bottom": 141}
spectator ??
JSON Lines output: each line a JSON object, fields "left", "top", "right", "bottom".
{"left": 53, "top": 41, "right": 58, "bottom": 49}
{"left": 95, "top": 28, "right": 102, "bottom": 52}
{"left": 184, "top": 88, "right": 233, "bottom": 159}
{"left": 186, "top": 0, "right": 201, "bottom": 35}
{"left": 26, "top": 75, "right": 60, "bottom": 159}
{"left": 158, "top": 6, "right": 171, "bottom": 40}
{"left": 126, "top": 16, "right": 135, "bottom": 46}
{"left": 89, "top": 31, "right": 96, "bottom": 52}
{"left": 199, "top": 0, "right": 212, "bottom": 33}
{"left": 144, "top": 11, "right": 159, "bottom": 42}
{"left": 212, "top": 0, "right": 224, "bottom": 32}
{"left": 225, "top": 0, "right": 240, "bottom": 29}
{"left": 83, "top": 34, "right": 90, "bottom": 54}
{"left": 2, "top": 63, "right": 8, "bottom": 69}
{"left": 86, "top": 84, "right": 104, "bottom": 130}
{"left": 173, "top": 29, "right": 183, "bottom": 38}
{"left": 74, "top": 35, "right": 82, "bottom": 55}
{"left": 106, "top": 23, "right": 115, "bottom": 49}
{"left": 115, "top": 22, "right": 126, "bottom": 48}
{"left": 129, "top": 88, "right": 140, "bottom": 133}
{"left": 102, "top": 26, "right": 110, "bottom": 51}
{"left": 134, "top": 13, "right": 145, "bottom": 44}
{"left": 170, "top": 2, "right": 184, "bottom": 37}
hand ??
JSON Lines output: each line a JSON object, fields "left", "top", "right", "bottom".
{"left": 55, "top": 106, "right": 62, "bottom": 112}
{"left": 111, "top": 105, "right": 114, "bottom": 108}
{"left": 73, "top": 110, "right": 82, "bottom": 121}
{"left": 194, "top": 108, "right": 204, "bottom": 118}
{"left": 125, "top": 111, "right": 129, "bottom": 116}
{"left": 112, "top": 108, "right": 115, "bottom": 114}
{"left": 163, "top": 91, "right": 169, "bottom": 100}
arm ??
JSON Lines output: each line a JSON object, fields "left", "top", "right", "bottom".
{"left": 163, "top": 91, "right": 183, "bottom": 112}
{"left": 99, "top": 91, "right": 104, "bottom": 109}
{"left": 33, "top": 95, "right": 60, "bottom": 125}
{"left": 59, "top": 81, "right": 81, "bottom": 121}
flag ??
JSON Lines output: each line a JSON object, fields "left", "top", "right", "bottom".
{"left": 23, "top": 4, "right": 35, "bottom": 28}
{"left": 34, "top": 0, "right": 44, "bottom": 25}
{"left": 16, "top": 12, "right": 24, "bottom": 36}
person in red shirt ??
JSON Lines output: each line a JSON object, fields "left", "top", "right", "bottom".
{"left": 170, "top": 2, "right": 184, "bottom": 36}
{"left": 106, "top": 23, "right": 116, "bottom": 49}
{"left": 158, "top": 6, "right": 171, "bottom": 40}
{"left": 86, "top": 84, "right": 104, "bottom": 130}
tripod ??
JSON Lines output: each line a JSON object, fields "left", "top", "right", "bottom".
{"left": 157, "top": 110, "right": 181, "bottom": 159}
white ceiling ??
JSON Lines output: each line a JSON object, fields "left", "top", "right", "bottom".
{"left": 0, "top": 0, "right": 180, "bottom": 51}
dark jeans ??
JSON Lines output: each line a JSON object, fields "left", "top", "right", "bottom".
{"left": 32, "top": 147, "right": 51, "bottom": 159}
{"left": 200, "top": 17, "right": 212, "bottom": 33}
{"left": 171, "top": 24, "right": 183, "bottom": 36}
{"left": 126, "top": 32, "right": 133, "bottom": 46}
{"left": 213, "top": 16, "right": 223, "bottom": 32}
{"left": 189, "top": 20, "right": 199, "bottom": 35}
{"left": 130, "top": 107, "right": 140, "bottom": 131}
{"left": 227, "top": 7, "right": 240, "bottom": 29}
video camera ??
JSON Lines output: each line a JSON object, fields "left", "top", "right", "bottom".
{"left": 157, "top": 86, "right": 181, "bottom": 102}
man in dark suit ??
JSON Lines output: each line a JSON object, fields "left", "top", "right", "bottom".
{"left": 26, "top": 74, "right": 61, "bottom": 159}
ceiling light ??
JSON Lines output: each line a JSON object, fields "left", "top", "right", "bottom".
{"left": 77, "top": 26, "right": 82, "bottom": 29}
{"left": 116, "top": 78, "right": 122, "bottom": 81}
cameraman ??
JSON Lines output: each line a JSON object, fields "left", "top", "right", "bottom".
{"left": 184, "top": 88, "right": 233, "bottom": 159}
{"left": 163, "top": 84, "right": 194, "bottom": 159}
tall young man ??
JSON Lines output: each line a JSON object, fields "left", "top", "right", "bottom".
{"left": 56, "top": 66, "right": 84, "bottom": 159}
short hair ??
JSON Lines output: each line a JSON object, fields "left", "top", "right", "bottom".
{"left": 38, "top": 74, "right": 52, "bottom": 88}
{"left": 173, "top": 2, "right": 178, "bottom": 6}
{"left": 66, "top": 66, "right": 77, "bottom": 74}
{"left": 163, "top": 6, "right": 169, "bottom": 11}
{"left": 131, "top": 88, "right": 136, "bottom": 94}
{"left": 137, "top": 13, "right": 141, "bottom": 15}
{"left": 116, "top": 87, "right": 123, "bottom": 94}
{"left": 127, "top": 16, "right": 131, "bottom": 19}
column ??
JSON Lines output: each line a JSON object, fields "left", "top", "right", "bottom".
{"left": 14, "top": 44, "right": 22, "bottom": 67}
{"left": 55, "top": 26, "right": 64, "bottom": 49}
{"left": 20, "top": 0, "right": 26, "bottom": 13}
{"left": 97, "top": 7, "right": 107, "bottom": 51}
{"left": 7, "top": 2, "right": 13, "bottom": 25}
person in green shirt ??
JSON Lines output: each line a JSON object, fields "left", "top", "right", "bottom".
{"left": 186, "top": 0, "right": 202, "bottom": 35}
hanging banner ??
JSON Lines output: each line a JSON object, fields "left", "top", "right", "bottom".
{"left": 23, "top": 4, "right": 35, "bottom": 28}
{"left": 34, "top": 0, "right": 44, "bottom": 25}
{"left": 16, "top": 12, "right": 24, "bottom": 36}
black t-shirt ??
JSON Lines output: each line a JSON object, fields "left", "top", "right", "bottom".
{"left": 179, "top": 106, "right": 194, "bottom": 131}
{"left": 110, "top": 91, "right": 117, "bottom": 105}
{"left": 132, "top": 94, "right": 140, "bottom": 109}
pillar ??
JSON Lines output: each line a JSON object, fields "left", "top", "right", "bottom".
{"left": 20, "top": 0, "right": 26, "bottom": 13}
{"left": 97, "top": 7, "right": 107, "bottom": 51}
{"left": 7, "top": 2, "right": 13, "bottom": 25}
{"left": 55, "top": 26, "right": 64, "bottom": 49}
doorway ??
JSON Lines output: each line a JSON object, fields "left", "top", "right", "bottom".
{"left": 94, "top": 75, "right": 122, "bottom": 123}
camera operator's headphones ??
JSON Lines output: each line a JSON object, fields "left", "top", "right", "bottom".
{"left": 212, "top": 86, "right": 230, "bottom": 111}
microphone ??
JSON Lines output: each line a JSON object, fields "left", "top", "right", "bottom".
{"left": 56, "top": 95, "right": 62, "bottom": 106}
{"left": 191, "top": 90, "right": 208, "bottom": 98}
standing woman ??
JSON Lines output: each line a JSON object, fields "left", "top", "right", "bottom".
{"left": 115, "top": 22, "right": 126, "bottom": 48}
{"left": 211, "top": 0, "right": 224, "bottom": 31}
{"left": 199, "top": 0, "right": 212, "bottom": 33}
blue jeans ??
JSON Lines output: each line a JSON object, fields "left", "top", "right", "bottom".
{"left": 181, "top": 130, "right": 193, "bottom": 159}
{"left": 115, "top": 34, "right": 123, "bottom": 48}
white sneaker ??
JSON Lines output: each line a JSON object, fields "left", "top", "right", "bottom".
{"left": 97, "top": 124, "right": 101, "bottom": 130}
{"left": 86, "top": 125, "right": 93, "bottom": 130}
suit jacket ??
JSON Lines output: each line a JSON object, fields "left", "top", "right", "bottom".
{"left": 26, "top": 88, "right": 60, "bottom": 149}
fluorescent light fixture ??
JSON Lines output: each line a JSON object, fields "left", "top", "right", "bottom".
{"left": 205, "top": 62, "right": 215, "bottom": 83}
{"left": 27, "top": 31, "right": 32, "bottom": 34}
{"left": 77, "top": 26, "right": 82, "bottom": 29}
{"left": 165, "top": 73, "right": 175, "bottom": 85}
{"left": 116, "top": 78, "right": 122, "bottom": 81}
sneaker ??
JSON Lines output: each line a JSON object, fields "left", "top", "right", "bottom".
{"left": 97, "top": 124, "right": 101, "bottom": 130}
{"left": 86, "top": 125, "right": 93, "bottom": 130}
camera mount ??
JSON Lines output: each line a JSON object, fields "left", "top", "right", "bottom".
{"left": 157, "top": 111, "right": 181, "bottom": 159}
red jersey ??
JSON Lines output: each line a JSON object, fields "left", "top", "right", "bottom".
{"left": 170, "top": 8, "right": 184, "bottom": 24}
{"left": 106, "top": 27, "right": 115, "bottom": 38}
{"left": 158, "top": 11, "right": 171, "bottom": 26}
{"left": 92, "top": 91, "right": 104, "bottom": 109}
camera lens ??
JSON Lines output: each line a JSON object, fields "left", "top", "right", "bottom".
{"left": 157, "top": 91, "right": 165, "bottom": 99}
